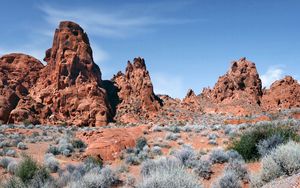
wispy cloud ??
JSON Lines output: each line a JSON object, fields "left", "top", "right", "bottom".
{"left": 38, "top": 3, "right": 197, "bottom": 38}
{"left": 152, "top": 72, "right": 184, "bottom": 99}
{"left": 261, "top": 66, "right": 284, "bottom": 88}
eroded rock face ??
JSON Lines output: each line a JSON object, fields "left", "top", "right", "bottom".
{"left": 0, "top": 54, "right": 44, "bottom": 123}
{"left": 9, "top": 21, "right": 111, "bottom": 126}
{"left": 77, "top": 125, "right": 147, "bottom": 161}
{"left": 112, "top": 57, "right": 162, "bottom": 123}
{"left": 201, "top": 58, "right": 263, "bottom": 115}
{"left": 42, "top": 21, "right": 102, "bottom": 89}
{"left": 262, "top": 76, "right": 300, "bottom": 111}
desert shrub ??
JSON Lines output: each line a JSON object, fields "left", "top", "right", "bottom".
{"left": 224, "top": 126, "right": 233, "bottom": 135}
{"left": 211, "top": 125, "right": 221, "bottom": 131}
{"left": 143, "top": 145, "right": 150, "bottom": 153}
{"left": 141, "top": 158, "right": 181, "bottom": 177}
{"left": 47, "top": 145, "right": 60, "bottom": 155}
{"left": 139, "top": 157, "right": 202, "bottom": 188}
{"left": 2, "top": 177, "right": 25, "bottom": 188}
{"left": 126, "top": 147, "right": 136, "bottom": 154}
{"left": 172, "top": 147, "right": 196, "bottom": 167}
{"left": 66, "top": 164, "right": 76, "bottom": 173}
{"left": 0, "top": 140, "right": 11, "bottom": 148}
{"left": 62, "top": 149, "right": 71, "bottom": 157}
{"left": 27, "top": 167, "right": 52, "bottom": 188}
{"left": 151, "top": 146, "right": 162, "bottom": 155}
{"left": 214, "top": 171, "right": 242, "bottom": 188}
{"left": 15, "top": 155, "right": 39, "bottom": 183}
{"left": 226, "top": 150, "right": 244, "bottom": 161}
{"left": 125, "top": 154, "right": 140, "bottom": 165}
{"left": 137, "top": 150, "right": 149, "bottom": 161}
{"left": 167, "top": 126, "right": 181, "bottom": 133}
{"left": 17, "top": 142, "right": 27, "bottom": 150}
{"left": 0, "top": 157, "right": 14, "bottom": 168}
{"left": 5, "top": 149, "right": 17, "bottom": 157}
{"left": 152, "top": 125, "right": 164, "bottom": 132}
{"left": 165, "top": 133, "right": 180, "bottom": 141}
{"left": 210, "top": 149, "right": 229, "bottom": 164}
{"left": 84, "top": 156, "right": 103, "bottom": 171}
{"left": 181, "top": 125, "right": 193, "bottom": 132}
{"left": 125, "top": 174, "right": 136, "bottom": 187}
{"left": 58, "top": 143, "right": 74, "bottom": 154}
{"left": 256, "top": 134, "right": 285, "bottom": 157}
{"left": 253, "top": 141, "right": 300, "bottom": 186}
{"left": 229, "top": 123, "right": 300, "bottom": 161}
{"left": 208, "top": 133, "right": 218, "bottom": 140}
{"left": 7, "top": 161, "right": 18, "bottom": 174}
{"left": 208, "top": 140, "right": 218, "bottom": 145}
{"left": 136, "top": 137, "right": 147, "bottom": 151}
{"left": 44, "top": 154, "right": 60, "bottom": 173}
{"left": 115, "top": 164, "right": 129, "bottom": 174}
{"left": 193, "top": 160, "right": 212, "bottom": 179}
{"left": 225, "top": 160, "right": 249, "bottom": 182}
{"left": 72, "top": 139, "right": 86, "bottom": 149}
{"left": 68, "top": 167, "right": 119, "bottom": 188}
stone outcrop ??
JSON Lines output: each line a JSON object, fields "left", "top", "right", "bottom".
{"left": 9, "top": 21, "right": 112, "bottom": 126}
{"left": 201, "top": 57, "right": 263, "bottom": 115}
{"left": 1, "top": 20, "right": 300, "bottom": 126}
{"left": 77, "top": 125, "right": 147, "bottom": 160}
{"left": 262, "top": 76, "right": 300, "bottom": 111}
{"left": 112, "top": 57, "right": 162, "bottom": 123}
{"left": 0, "top": 54, "right": 44, "bottom": 123}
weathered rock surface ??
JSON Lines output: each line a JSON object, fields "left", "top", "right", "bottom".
{"left": 111, "top": 57, "right": 162, "bottom": 123}
{"left": 9, "top": 21, "right": 112, "bottom": 126}
{"left": 1, "top": 21, "right": 299, "bottom": 126}
{"left": 77, "top": 126, "right": 147, "bottom": 160}
{"left": 0, "top": 54, "right": 44, "bottom": 123}
{"left": 200, "top": 57, "right": 263, "bottom": 115}
{"left": 262, "top": 76, "right": 300, "bottom": 111}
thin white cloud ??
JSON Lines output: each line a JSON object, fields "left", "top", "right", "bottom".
{"left": 261, "top": 66, "right": 284, "bottom": 88}
{"left": 38, "top": 3, "right": 197, "bottom": 38}
{"left": 152, "top": 72, "right": 184, "bottom": 99}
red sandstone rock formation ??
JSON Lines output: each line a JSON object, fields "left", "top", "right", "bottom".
{"left": 112, "top": 57, "right": 162, "bottom": 123}
{"left": 0, "top": 54, "right": 44, "bottom": 123}
{"left": 9, "top": 21, "right": 112, "bottom": 126}
{"left": 201, "top": 57, "right": 263, "bottom": 115}
{"left": 181, "top": 89, "right": 201, "bottom": 112}
{"left": 262, "top": 76, "right": 300, "bottom": 111}
{"left": 77, "top": 125, "right": 147, "bottom": 161}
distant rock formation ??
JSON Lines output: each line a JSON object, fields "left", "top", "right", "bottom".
{"left": 200, "top": 57, "right": 263, "bottom": 115}
{"left": 111, "top": 57, "right": 162, "bottom": 123}
{"left": 262, "top": 76, "right": 300, "bottom": 111}
{"left": 9, "top": 21, "right": 112, "bottom": 126}
{"left": 1, "top": 21, "right": 299, "bottom": 126}
{"left": 0, "top": 54, "right": 44, "bottom": 123}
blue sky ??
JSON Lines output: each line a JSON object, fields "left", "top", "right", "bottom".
{"left": 1, "top": 0, "right": 299, "bottom": 98}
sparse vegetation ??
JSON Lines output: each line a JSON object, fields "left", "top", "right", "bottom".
{"left": 136, "top": 137, "right": 147, "bottom": 151}
{"left": 251, "top": 141, "right": 300, "bottom": 186}
{"left": 139, "top": 157, "right": 202, "bottom": 188}
{"left": 229, "top": 123, "right": 300, "bottom": 161}
{"left": 193, "top": 160, "right": 212, "bottom": 179}
{"left": 44, "top": 153, "right": 60, "bottom": 173}
{"left": 214, "top": 171, "right": 242, "bottom": 188}
{"left": 210, "top": 149, "right": 229, "bottom": 164}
